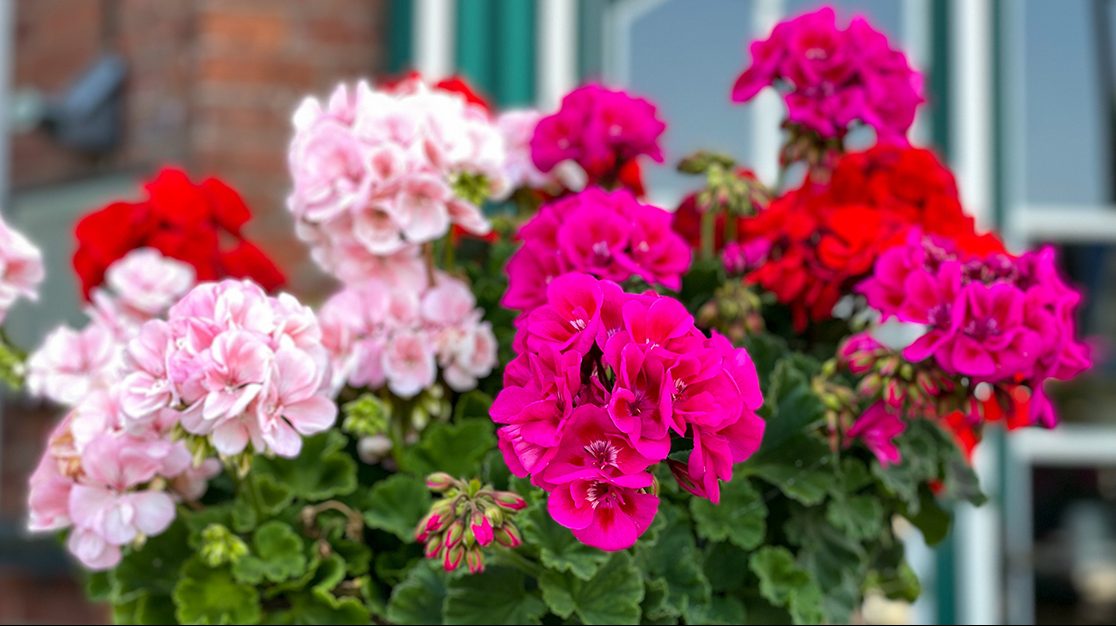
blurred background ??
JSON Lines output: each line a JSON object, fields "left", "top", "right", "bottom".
{"left": 0, "top": 0, "right": 1112, "bottom": 623}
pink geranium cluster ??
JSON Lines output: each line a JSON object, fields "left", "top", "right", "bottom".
{"left": 319, "top": 273, "right": 497, "bottom": 398}
{"left": 118, "top": 279, "right": 337, "bottom": 457}
{"left": 0, "top": 213, "right": 45, "bottom": 324}
{"left": 28, "top": 387, "right": 219, "bottom": 569}
{"left": 731, "top": 7, "right": 923, "bottom": 143}
{"left": 287, "top": 80, "right": 508, "bottom": 284}
{"left": 502, "top": 188, "right": 691, "bottom": 315}
{"left": 490, "top": 273, "right": 764, "bottom": 550}
{"left": 859, "top": 233, "right": 1091, "bottom": 426}
{"left": 27, "top": 249, "right": 196, "bottom": 406}
{"left": 530, "top": 84, "right": 665, "bottom": 187}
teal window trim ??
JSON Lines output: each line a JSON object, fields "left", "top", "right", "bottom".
{"left": 928, "top": 2, "right": 958, "bottom": 624}
{"left": 388, "top": 0, "right": 414, "bottom": 75}
{"left": 455, "top": 0, "right": 537, "bottom": 107}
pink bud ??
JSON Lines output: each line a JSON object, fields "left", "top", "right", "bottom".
{"left": 443, "top": 543, "right": 465, "bottom": 572}
{"left": 492, "top": 491, "right": 527, "bottom": 511}
{"left": 465, "top": 548, "right": 485, "bottom": 574}
{"left": 470, "top": 512, "right": 494, "bottom": 547}
{"left": 444, "top": 519, "right": 465, "bottom": 548}
{"left": 884, "top": 379, "right": 904, "bottom": 407}
{"left": 916, "top": 370, "right": 939, "bottom": 396}
{"left": 494, "top": 522, "right": 522, "bottom": 548}
{"left": 415, "top": 513, "right": 443, "bottom": 542}
{"left": 424, "top": 534, "right": 444, "bottom": 560}
{"left": 426, "top": 472, "right": 456, "bottom": 492}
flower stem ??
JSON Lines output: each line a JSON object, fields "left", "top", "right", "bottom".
{"left": 423, "top": 243, "right": 437, "bottom": 287}
{"left": 443, "top": 238, "right": 456, "bottom": 271}
{"left": 700, "top": 208, "right": 716, "bottom": 261}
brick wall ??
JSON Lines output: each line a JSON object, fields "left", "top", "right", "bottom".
{"left": 191, "top": 0, "right": 387, "bottom": 293}
{"left": 2, "top": 1, "right": 389, "bottom": 622}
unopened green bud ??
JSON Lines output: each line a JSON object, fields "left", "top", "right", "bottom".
{"left": 199, "top": 524, "right": 248, "bottom": 567}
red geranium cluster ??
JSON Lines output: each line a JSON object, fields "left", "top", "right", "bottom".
{"left": 73, "top": 167, "right": 285, "bottom": 299}
{"left": 738, "top": 144, "right": 1001, "bottom": 330}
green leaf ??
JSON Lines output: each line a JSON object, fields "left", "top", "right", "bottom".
{"left": 444, "top": 566, "right": 547, "bottom": 625}
{"left": 785, "top": 506, "right": 866, "bottom": 623}
{"left": 904, "top": 484, "right": 952, "bottom": 545}
{"left": 520, "top": 500, "right": 609, "bottom": 581}
{"left": 827, "top": 494, "right": 885, "bottom": 543}
{"left": 362, "top": 473, "right": 432, "bottom": 541}
{"left": 636, "top": 505, "right": 711, "bottom": 617}
{"left": 702, "top": 543, "right": 752, "bottom": 593}
{"left": 399, "top": 419, "right": 496, "bottom": 477}
{"left": 640, "top": 577, "right": 681, "bottom": 624}
{"left": 265, "top": 592, "right": 369, "bottom": 625}
{"left": 742, "top": 332, "right": 788, "bottom": 391}
{"left": 112, "top": 594, "right": 178, "bottom": 625}
{"left": 679, "top": 257, "right": 725, "bottom": 308}
{"left": 685, "top": 596, "right": 747, "bottom": 625}
{"left": 839, "top": 457, "right": 874, "bottom": 492}
{"left": 752, "top": 359, "right": 826, "bottom": 460}
{"left": 539, "top": 552, "right": 644, "bottom": 624}
{"left": 173, "top": 558, "right": 262, "bottom": 625}
{"left": 232, "top": 521, "right": 308, "bottom": 584}
{"left": 481, "top": 446, "right": 513, "bottom": 490}
{"left": 690, "top": 477, "right": 767, "bottom": 549}
{"left": 745, "top": 434, "right": 834, "bottom": 505}
{"left": 114, "top": 517, "right": 192, "bottom": 602}
{"left": 374, "top": 547, "right": 422, "bottom": 587}
{"left": 749, "top": 547, "right": 824, "bottom": 625}
{"left": 386, "top": 561, "right": 446, "bottom": 625}
{"left": 84, "top": 571, "right": 112, "bottom": 602}
{"left": 255, "top": 431, "right": 357, "bottom": 502}
{"left": 453, "top": 390, "right": 493, "bottom": 421}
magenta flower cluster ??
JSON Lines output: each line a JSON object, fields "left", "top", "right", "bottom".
{"left": 120, "top": 279, "right": 338, "bottom": 457}
{"left": 731, "top": 7, "right": 924, "bottom": 143}
{"left": 491, "top": 273, "right": 765, "bottom": 551}
{"left": 502, "top": 188, "right": 691, "bottom": 315}
{"left": 859, "top": 234, "right": 1092, "bottom": 426}
{"left": 530, "top": 83, "right": 665, "bottom": 183}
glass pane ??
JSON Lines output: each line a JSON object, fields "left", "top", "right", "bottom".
{"left": 608, "top": 0, "right": 755, "bottom": 204}
{"left": 1020, "top": 0, "right": 1108, "bottom": 205}
{"left": 607, "top": 0, "right": 915, "bottom": 206}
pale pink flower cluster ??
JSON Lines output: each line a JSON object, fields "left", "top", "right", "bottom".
{"left": 119, "top": 279, "right": 337, "bottom": 458}
{"left": 0, "top": 212, "right": 45, "bottom": 324}
{"left": 27, "top": 387, "right": 219, "bottom": 570}
{"left": 287, "top": 80, "right": 508, "bottom": 284}
{"left": 26, "top": 249, "right": 196, "bottom": 406}
{"left": 319, "top": 273, "right": 497, "bottom": 398}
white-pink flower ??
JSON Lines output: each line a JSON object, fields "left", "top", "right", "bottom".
{"left": 28, "top": 378, "right": 219, "bottom": 570}
{"left": 287, "top": 78, "right": 508, "bottom": 281}
{"left": 254, "top": 341, "right": 338, "bottom": 457}
{"left": 119, "top": 279, "right": 335, "bottom": 458}
{"left": 65, "top": 435, "right": 176, "bottom": 570}
{"left": 26, "top": 323, "right": 121, "bottom": 406}
{"left": 103, "top": 248, "right": 195, "bottom": 317}
{"left": 201, "top": 330, "right": 272, "bottom": 422}
{"left": 383, "top": 329, "right": 437, "bottom": 398}
{"left": 0, "top": 212, "right": 45, "bottom": 324}
{"left": 319, "top": 272, "right": 496, "bottom": 398}
{"left": 496, "top": 109, "right": 559, "bottom": 193}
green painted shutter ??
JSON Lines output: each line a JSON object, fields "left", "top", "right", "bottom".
{"left": 455, "top": 0, "right": 536, "bottom": 107}
{"left": 388, "top": 0, "right": 414, "bottom": 75}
